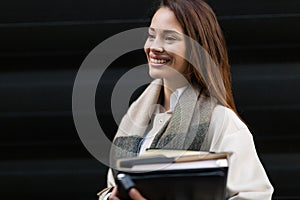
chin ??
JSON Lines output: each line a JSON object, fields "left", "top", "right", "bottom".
{"left": 149, "top": 71, "right": 163, "bottom": 79}
{"left": 148, "top": 67, "right": 168, "bottom": 79}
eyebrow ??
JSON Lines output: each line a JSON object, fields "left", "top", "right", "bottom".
{"left": 149, "top": 27, "right": 182, "bottom": 36}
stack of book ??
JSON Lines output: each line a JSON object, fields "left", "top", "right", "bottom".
{"left": 114, "top": 149, "right": 230, "bottom": 200}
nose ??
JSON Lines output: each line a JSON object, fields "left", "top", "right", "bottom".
{"left": 147, "top": 37, "right": 164, "bottom": 53}
{"left": 150, "top": 46, "right": 164, "bottom": 52}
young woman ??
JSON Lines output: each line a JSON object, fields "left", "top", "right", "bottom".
{"left": 99, "top": 0, "right": 274, "bottom": 199}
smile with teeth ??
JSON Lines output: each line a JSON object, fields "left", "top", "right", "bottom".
{"left": 150, "top": 58, "right": 168, "bottom": 64}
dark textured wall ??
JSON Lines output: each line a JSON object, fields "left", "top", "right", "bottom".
{"left": 0, "top": 0, "right": 299, "bottom": 199}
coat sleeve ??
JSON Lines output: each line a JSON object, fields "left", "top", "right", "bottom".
{"left": 209, "top": 106, "right": 274, "bottom": 199}
{"left": 97, "top": 169, "right": 116, "bottom": 200}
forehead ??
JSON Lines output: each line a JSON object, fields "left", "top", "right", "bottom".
{"left": 150, "top": 7, "right": 184, "bottom": 34}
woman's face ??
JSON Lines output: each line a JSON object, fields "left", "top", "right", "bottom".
{"left": 144, "top": 7, "right": 188, "bottom": 80}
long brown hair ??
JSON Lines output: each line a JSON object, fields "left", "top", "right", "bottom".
{"left": 158, "top": 0, "right": 239, "bottom": 116}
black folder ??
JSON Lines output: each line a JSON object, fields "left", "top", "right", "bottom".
{"left": 114, "top": 150, "right": 229, "bottom": 200}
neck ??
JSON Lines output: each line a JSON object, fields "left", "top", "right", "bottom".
{"left": 162, "top": 78, "right": 187, "bottom": 111}
{"left": 163, "top": 87, "right": 171, "bottom": 111}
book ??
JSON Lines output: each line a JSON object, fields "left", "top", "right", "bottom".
{"left": 114, "top": 149, "right": 230, "bottom": 200}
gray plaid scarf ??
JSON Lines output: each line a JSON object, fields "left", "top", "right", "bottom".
{"left": 110, "top": 79, "right": 216, "bottom": 167}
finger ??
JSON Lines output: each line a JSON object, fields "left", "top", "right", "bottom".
{"left": 108, "top": 196, "right": 120, "bottom": 200}
{"left": 108, "top": 187, "right": 120, "bottom": 200}
{"left": 111, "top": 186, "right": 118, "bottom": 196}
{"left": 129, "top": 188, "right": 147, "bottom": 200}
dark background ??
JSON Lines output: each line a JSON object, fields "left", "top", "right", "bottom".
{"left": 0, "top": 0, "right": 299, "bottom": 199}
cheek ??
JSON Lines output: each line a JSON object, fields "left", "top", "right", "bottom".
{"left": 169, "top": 49, "right": 187, "bottom": 66}
{"left": 144, "top": 40, "right": 150, "bottom": 55}
{"left": 166, "top": 43, "right": 186, "bottom": 60}
{"left": 170, "top": 50, "right": 188, "bottom": 73}
{"left": 175, "top": 47, "right": 187, "bottom": 68}
{"left": 144, "top": 46, "right": 150, "bottom": 57}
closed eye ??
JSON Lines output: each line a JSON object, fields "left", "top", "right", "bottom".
{"left": 148, "top": 34, "right": 155, "bottom": 39}
{"left": 165, "top": 36, "right": 177, "bottom": 41}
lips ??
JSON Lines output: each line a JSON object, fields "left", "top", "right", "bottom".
{"left": 149, "top": 53, "right": 170, "bottom": 66}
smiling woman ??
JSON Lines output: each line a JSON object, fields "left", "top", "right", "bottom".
{"left": 98, "top": 0, "right": 274, "bottom": 199}
{"left": 145, "top": 7, "right": 188, "bottom": 84}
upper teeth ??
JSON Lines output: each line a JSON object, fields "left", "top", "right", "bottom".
{"left": 150, "top": 58, "right": 167, "bottom": 64}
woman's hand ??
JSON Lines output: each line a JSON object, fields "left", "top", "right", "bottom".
{"left": 108, "top": 186, "right": 147, "bottom": 200}
{"left": 108, "top": 186, "right": 119, "bottom": 200}
{"left": 128, "top": 188, "right": 147, "bottom": 200}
